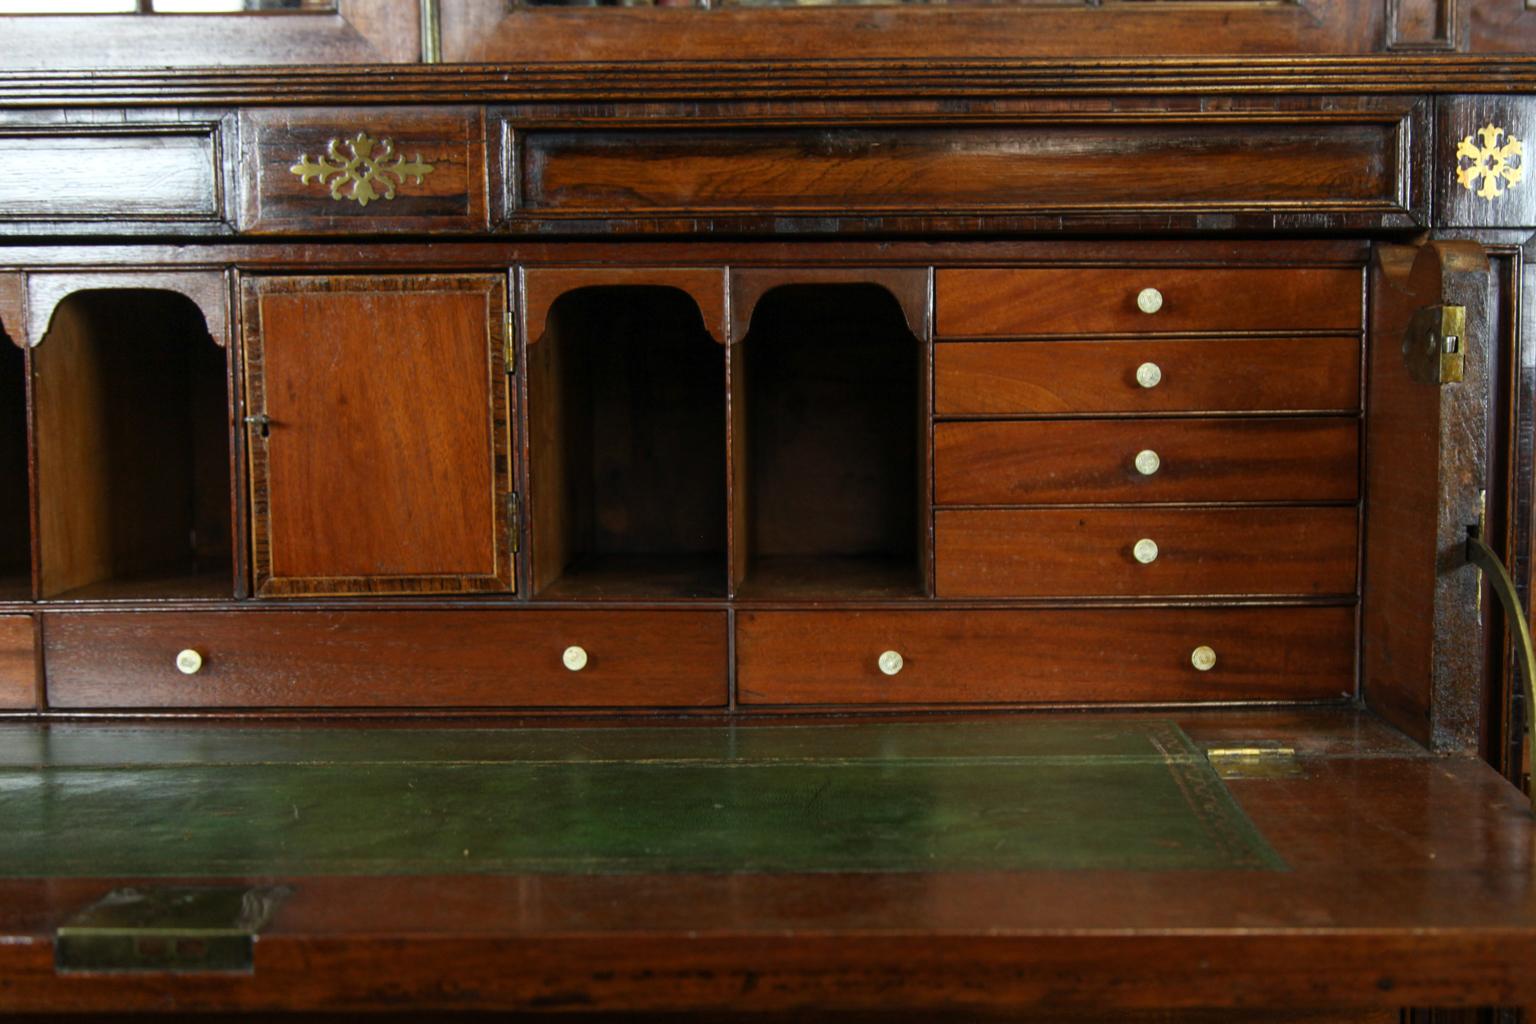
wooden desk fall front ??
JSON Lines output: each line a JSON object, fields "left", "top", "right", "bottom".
{"left": 5, "top": 2, "right": 1536, "bottom": 1019}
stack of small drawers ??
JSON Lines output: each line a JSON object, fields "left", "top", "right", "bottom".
{"left": 923, "top": 264, "right": 1363, "bottom": 704}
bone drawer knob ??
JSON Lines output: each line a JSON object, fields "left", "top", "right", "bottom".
{"left": 562, "top": 646, "right": 589, "bottom": 672}
{"left": 1137, "top": 287, "right": 1164, "bottom": 314}
{"left": 1191, "top": 646, "right": 1218, "bottom": 672}
{"left": 1133, "top": 538, "right": 1160, "bottom": 564}
{"left": 878, "top": 650, "right": 905, "bottom": 676}
{"left": 174, "top": 649, "right": 203, "bottom": 675}
{"left": 1134, "top": 449, "right": 1161, "bottom": 476}
{"left": 1135, "top": 361, "right": 1163, "bottom": 389}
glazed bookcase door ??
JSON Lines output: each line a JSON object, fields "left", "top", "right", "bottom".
{"left": 241, "top": 274, "right": 514, "bottom": 597}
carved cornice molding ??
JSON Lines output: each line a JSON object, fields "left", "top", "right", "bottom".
{"left": 4, "top": 55, "right": 1536, "bottom": 107}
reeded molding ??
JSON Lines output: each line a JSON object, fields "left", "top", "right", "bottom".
{"left": 4, "top": 55, "right": 1536, "bottom": 107}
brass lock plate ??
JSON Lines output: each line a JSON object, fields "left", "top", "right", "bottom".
{"left": 1403, "top": 304, "right": 1467, "bottom": 385}
{"left": 55, "top": 885, "right": 288, "bottom": 974}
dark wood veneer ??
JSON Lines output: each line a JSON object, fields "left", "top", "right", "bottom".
{"left": 934, "top": 419, "right": 1361, "bottom": 506}
{"left": 935, "top": 507, "right": 1360, "bottom": 600}
{"left": 44, "top": 610, "right": 728, "bottom": 710}
{"left": 738, "top": 609, "right": 1355, "bottom": 705}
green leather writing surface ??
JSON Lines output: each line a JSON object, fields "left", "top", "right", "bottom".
{"left": 0, "top": 719, "right": 1281, "bottom": 876}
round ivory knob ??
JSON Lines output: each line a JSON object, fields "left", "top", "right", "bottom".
{"left": 1135, "top": 361, "right": 1163, "bottom": 389}
{"left": 1191, "top": 645, "right": 1218, "bottom": 672}
{"left": 878, "top": 650, "right": 905, "bottom": 676}
{"left": 174, "top": 649, "right": 203, "bottom": 675}
{"left": 1134, "top": 449, "right": 1161, "bottom": 476}
{"left": 1137, "top": 287, "right": 1164, "bottom": 314}
{"left": 562, "top": 645, "right": 589, "bottom": 672}
{"left": 1133, "top": 538, "right": 1160, "bottom": 564}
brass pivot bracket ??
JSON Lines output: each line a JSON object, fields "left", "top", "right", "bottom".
{"left": 1466, "top": 526, "right": 1536, "bottom": 815}
{"left": 1404, "top": 304, "right": 1467, "bottom": 385}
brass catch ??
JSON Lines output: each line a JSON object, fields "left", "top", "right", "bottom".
{"left": 1403, "top": 304, "right": 1466, "bottom": 385}
{"left": 55, "top": 885, "right": 288, "bottom": 974}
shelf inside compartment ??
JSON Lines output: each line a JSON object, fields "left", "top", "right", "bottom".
{"left": 734, "top": 283, "right": 925, "bottom": 599}
{"left": 32, "top": 289, "right": 232, "bottom": 602}
{"left": 529, "top": 285, "right": 727, "bottom": 600}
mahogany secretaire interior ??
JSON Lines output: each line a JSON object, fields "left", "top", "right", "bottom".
{"left": 8, "top": 1, "right": 1536, "bottom": 1020}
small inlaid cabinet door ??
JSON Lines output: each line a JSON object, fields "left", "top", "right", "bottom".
{"left": 242, "top": 275, "right": 513, "bottom": 596}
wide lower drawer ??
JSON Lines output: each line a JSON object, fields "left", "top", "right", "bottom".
{"left": 934, "top": 418, "right": 1360, "bottom": 505}
{"left": 935, "top": 507, "right": 1358, "bottom": 598}
{"left": 936, "top": 267, "right": 1362, "bottom": 336}
{"left": 43, "top": 611, "right": 727, "bottom": 709}
{"left": 934, "top": 337, "right": 1362, "bottom": 415}
{"left": 737, "top": 607, "right": 1355, "bottom": 705}
{"left": 0, "top": 615, "right": 34, "bottom": 710}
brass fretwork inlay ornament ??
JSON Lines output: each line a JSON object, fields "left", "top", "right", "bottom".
{"left": 289, "top": 132, "right": 435, "bottom": 207}
{"left": 1455, "top": 123, "right": 1525, "bottom": 202}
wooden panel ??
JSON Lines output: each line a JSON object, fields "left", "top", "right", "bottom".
{"left": 242, "top": 275, "right": 513, "bottom": 597}
{"left": 519, "top": 121, "right": 1409, "bottom": 219}
{"left": 523, "top": 267, "right": 727, "bottom": 345}
{"left": 937, "top": 267, "right": 1363, "bottom": 337}
{"left": 738, "top": 608, "right": 1355, "bottom": 705}
{"left": 934, "top": 419, "right": 1360, "bottom": 506}
{"left": 935, "top": 507, "right": 1359, "bottom": 598}
{"left": 241, "top": 108, "right": 488, "bottom": 234}
{"left": 43, "top": 610, "right": 726, "bottom": 709}
{"left": 1435, "top": 95, "right": 1536, "bottom": 229}
{"left": 934, "top": 336, "right": 1362, "bottom": 415}
{"left": 0, "top": 127, "right": 218, "bottom": 221}
{"left": 0, "top": 616, "right": 33, "bottom": 710}
{"left": 1362, "top": 242, "right": 1492, "bottom": 753}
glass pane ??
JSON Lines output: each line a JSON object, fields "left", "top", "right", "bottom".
{"left": 0, "top": 1, "right": 137, "bottom": 12}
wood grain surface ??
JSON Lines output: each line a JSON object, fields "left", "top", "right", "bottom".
{"left": 934, "top": 336, "right": 1362, "bottom": 416}
{"left": 935, "top": 507, "right": 1359, "bottom": 598}
{"left": 242, "top": 274, "right": 513, "bottom": 597}
{"left": 937, "top": 267, "right": 1363, "bottom": 336}
{"left": 738, "top": 607, "right": 1355, "bottom": 705}
{"left": 934, "top": 418, "right": 1360, "bottom": 506}
{"left": 0, "top": 615, "right": 32, "bottom": 710}
{"left": 43, "top": 610, "right": 727, "bottom": 710}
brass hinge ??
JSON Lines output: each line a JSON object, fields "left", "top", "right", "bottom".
{"left": 1403, "top": 303, "right": 1466, "bottom": 385}
{"left": 504, "top": 311, "right": 518, "bottom": 374}
{"left": 55, "top": 886, "right": 288, "bottom": 974}
{"left": 507, "top": 492, "right": 521, "bottom": 554}
{"left": 1205, "top": 744, "right": 1302, "bottom": 780}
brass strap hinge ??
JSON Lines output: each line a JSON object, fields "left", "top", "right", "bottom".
{"left": 508, "top": 492, "right": 521, "bottom": 554}
{"left": 1205, "top": 744, "right": 1302, "bottom": 780}
{"left": 1466, "top": 527, "right": 1536, "bottom": 815}
{"left": 56, "top": 885, "right": 288, "bottom": 974}
{"left": 1403, "top": 303, "right": 1466, "bottom": 385}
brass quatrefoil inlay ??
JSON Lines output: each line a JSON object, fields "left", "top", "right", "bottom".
{"left": 289, "top": 131, "right": 435, "bottom": 207}
{"left": 1455, "top": 123, "right": 1525, "bottom": 203}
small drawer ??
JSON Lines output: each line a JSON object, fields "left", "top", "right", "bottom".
{"left": 738, "top": 607, "right": 1355, "bottom": 705}
{"left": 240, "top": 108, "right": 488, "bottom": 234}
{"left": 43, "top": 610, "right": 726, "bottom": 709}
{"left": 0, "top": 125, "right": 221, "bottom": 223}
{"left": 935, "top": 507, "right": 1358, "bottom": 598}
{"left": 935, "top": 418, "right": 1359, "bottom": 506}
{"left": 936, "top": 267, "right": 1362, "bottom": 337}
{"left": 0, "top": 615, "right": 35, "bottom": 710}
{"left": 934, "top": 337, "right": 1362, "bottom": 415}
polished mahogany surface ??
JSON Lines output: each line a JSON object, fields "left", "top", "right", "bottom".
{"left": 0, "top": 710, "right": 1532, "bottom": 1015}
